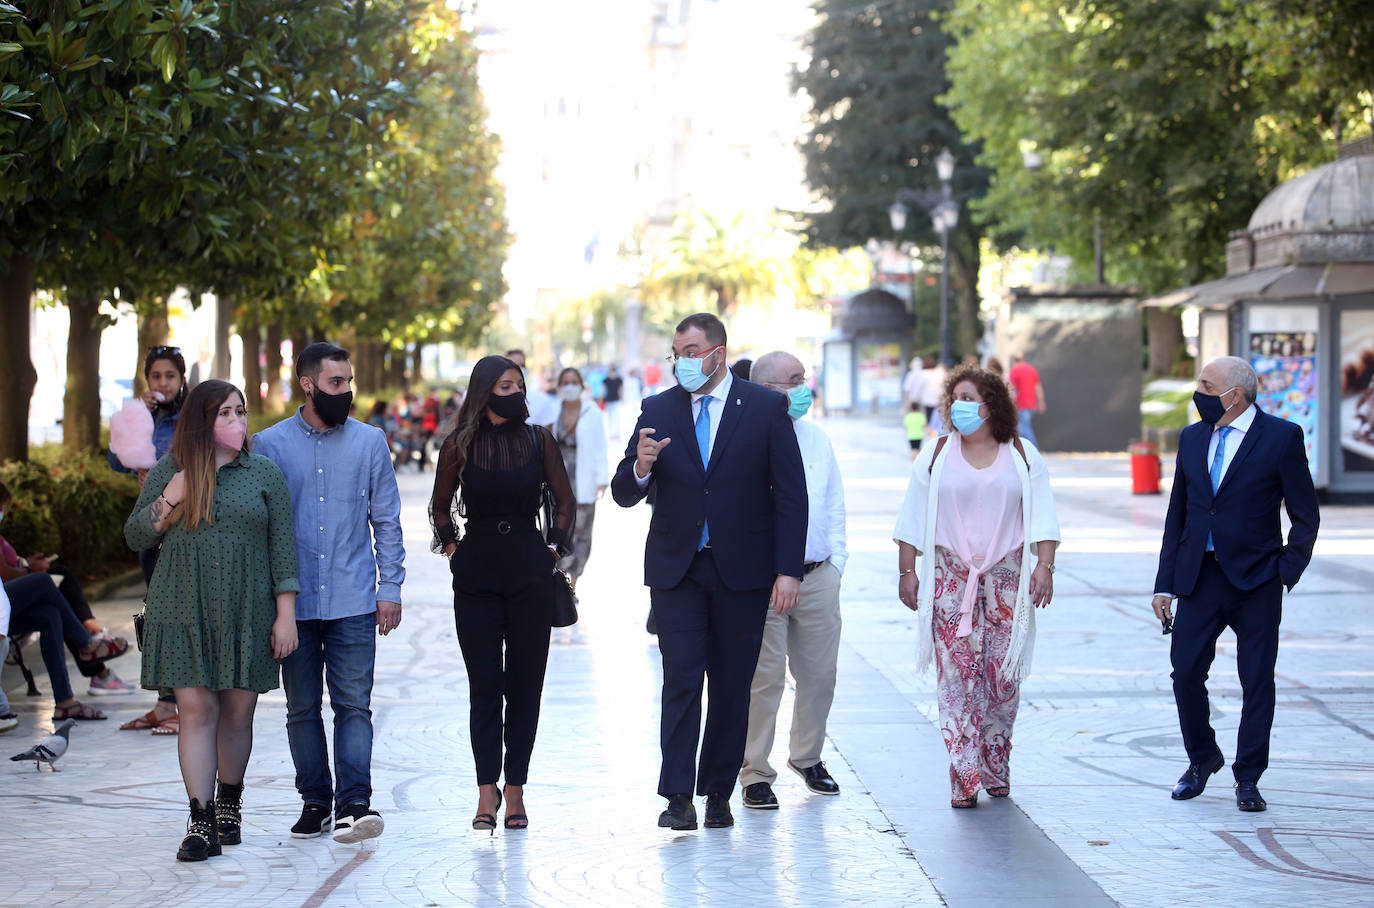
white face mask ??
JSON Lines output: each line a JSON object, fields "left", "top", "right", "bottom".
{"left": 559, "top": 385, "right": 582, "bottom": 402}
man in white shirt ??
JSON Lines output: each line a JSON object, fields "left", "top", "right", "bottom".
{"left": 739, "top": 351, "right": 848, "bottom": 808}
{"left": 505, "top": 349, "right": 558, "bottom": 426}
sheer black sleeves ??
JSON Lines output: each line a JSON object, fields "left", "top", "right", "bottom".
{"left": 429, "top": 430, "right": 464, "bottom": 553}
{"left": 537, "top": 424, "right": 577, "bottom": 555}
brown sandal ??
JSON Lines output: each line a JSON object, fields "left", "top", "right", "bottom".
{"left": 52, "top": 701, "right": 107, "bottom": 721}
{"left": 151, "top": 714, "right": 180, "bottom": 735}
{"left": 951, "top": 795, "right": 978, "bottom": 808}
{"left": 120, "top": 709, "right": 161, "bottom": 730}
{"left": 987, "top": 787, "right": 1010, "bottom": 798}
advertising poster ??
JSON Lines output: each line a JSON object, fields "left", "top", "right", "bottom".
{"left": 856, "top": 342, "right": 903, "bottom": 408}
{"left": 1248, "top": 331, "right": 1318, "bottom": 477}
{"left": 1339, "top": 310, "right": 1374, "bottom": 473}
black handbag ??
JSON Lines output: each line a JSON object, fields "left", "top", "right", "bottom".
{"left": 532, "top": 426, "right": 578, "bottom": 627}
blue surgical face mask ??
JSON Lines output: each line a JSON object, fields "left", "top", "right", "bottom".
{"left": 950, "top": 399, "right": 986, "bottom": 435}
{"left": 0, "top": 509, "right": 5, "bottom": 527}
{"left": 674, "top": 346, "right": 722, "bottom": 393}
{"left": 785, "top": 384, "right": 812, "bottom": 419}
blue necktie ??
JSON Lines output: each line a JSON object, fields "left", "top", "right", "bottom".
{"left": 1206, "top": 425, "right": 1233, "bottom": 551}
{"left": 696, "top": 396, "right": 711, "bottom": 549}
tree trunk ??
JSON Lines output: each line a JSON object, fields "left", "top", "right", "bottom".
{"left": 0, "top": 253, "right": 38, "bottom": 462}
{"left": 213, "top": 293, "right": 233, "bottom": 382}
{"left": 950, "top": 234, "right": 982, "bottom": 361}
{"left": 64, "top": 292, "right": 107, "bottom": 454}
{"left": 412, "top": 343, "right": 425, "bottom": 386}
{"left": 135, "top": 296, "right": 170, "bottom": 399}
{"left": 264, "top": 319, "right": 285, "bottom": 413}
{"left": 1146, "top": 307, "right": 1185, "bottom": 378}
{"left": 289, "top": 328, "right": 308, "bottom": 406}
{"left": 240, "top": 320, "right": 263, "bottom": 414}
{"left": 387, "top": 345, "right": 407, "bottom": 388}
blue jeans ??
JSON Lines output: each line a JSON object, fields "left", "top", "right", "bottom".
{"left": 1018, "top": 409, "right": 1038, "bottom": 447}
{"left": 281, "top": 612, "right": 377, "bottom": 811}
{"left": 5, "top": 574, "right": 92, "bottom": 703}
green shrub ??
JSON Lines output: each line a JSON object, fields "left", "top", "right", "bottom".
{"left": 1, "top": 452, "right": 141, "bottom": 579}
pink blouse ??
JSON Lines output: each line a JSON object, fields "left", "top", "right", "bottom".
{"left": 934, "top": 435, "right": 1025, "bottom": 636}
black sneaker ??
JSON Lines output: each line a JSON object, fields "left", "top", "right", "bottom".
{"left": 333, "top": 804, "right": 385, "bottom": 843}
{"left": 290, "top": 803, "right": 333, "bottom": 839}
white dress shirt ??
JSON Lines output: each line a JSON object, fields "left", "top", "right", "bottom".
{"left": 794, "top": 418, "right": 848, "bottom": 575}
{"left": 1207, "top": 403, "right": 1256, "bottom": 486}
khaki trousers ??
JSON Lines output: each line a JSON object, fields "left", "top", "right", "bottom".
{"left": 740, "top": 560, "right": 842, "bottom": 786}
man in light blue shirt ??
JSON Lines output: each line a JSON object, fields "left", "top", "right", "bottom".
{"left": 253, "top": 342, "right": 405, "bottom": 845}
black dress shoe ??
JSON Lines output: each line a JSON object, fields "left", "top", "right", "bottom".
{"left": 1235, "top": 780, "right": 1267, "bottom": 812}
{"left": 658, "top": 793, "right": 697, "bottom": 830}
{"left": 741, "top": 782, "right": 778, "bottom": 810}
{"left": 1171, "top": 754, "right": 1225, "bottom": 800}
{"left": 788, "top": 760, "right": 841, "bottom": 795}
{"left": 704, "top": 794, "right": 734, "bottom": 828}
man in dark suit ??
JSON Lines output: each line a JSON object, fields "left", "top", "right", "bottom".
{"left": 1152, "top": 356, "right": 1319, "bottom": 812}
{"left": 613, "top": 313, "right": 808, "bottom": 831}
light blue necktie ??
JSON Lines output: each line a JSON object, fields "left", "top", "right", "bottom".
{"left": 1206, "top": 425, "right": 1233, "bottom": 551}
{"left": 696, "top": 396, "right": 711, "bottom": 550}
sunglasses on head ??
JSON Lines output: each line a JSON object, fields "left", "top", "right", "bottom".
{"left": 149, "top": 345, "right": 181, "bottom": 357}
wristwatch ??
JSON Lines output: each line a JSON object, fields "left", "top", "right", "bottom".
{"left": 1036, "top": 561, "right": 1055, "bottom": 574}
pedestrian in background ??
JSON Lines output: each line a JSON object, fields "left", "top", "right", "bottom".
{"left": 893, "top": 365, "right": 1060, "bottom": 807}
{"left": 1152, "top": 356, "right": 1318, "bottom": 812}
{"left": 902, "top": 356, "right": 924, "bottom": 409}
{"left": 740, "top": 352, "right": 846, "bottom": 810}
{"left": 904, "top": 402, "right": 927, "bottom": 460}
{"left": 126, "top": 379, "right": 299, "bottom": 860}
{"left": 110, "top": 345, "right": 189, "bottom": 729}
{"left": 254, "top": 342, "right": 405, "bottom": 846}
{"left": 430, "top": 354, "right": 576, "bottom": 833}
{"left": 918, "top": 355, "right": 946, "bottom": 424}
{"left": 612, "top": 313, "right": 807, "bottom": 831}
{"left": 506, "top": 349, "right": 558, "bottom": 427}
{"left": 601, "top": 364, "right": 625, "bottom": 439}
{"left": 553, "top": 368, "right": 608, "bottom": 592}
{"left": 1007, "top": 353, "right": 1046, "bottom": 446}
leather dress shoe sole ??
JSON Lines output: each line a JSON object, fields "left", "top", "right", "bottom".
{"left": 1235, "top": 782, "right": 1267, "bottom": 812}
{"left": 658, "top": 810, "right": 698, "bottom": 831}
{"left": 787, "top": 760, "right": 841, "bottom": 796}
{"left": 1171, "top": 754, "right": 1225, "bottom": 800}
{"left": 741, "top": 783, "right": 778, "bottom": 810}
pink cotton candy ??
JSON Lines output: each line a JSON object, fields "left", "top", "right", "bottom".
{"left": 109, "top": 398, "right": 157, "bottom": 469}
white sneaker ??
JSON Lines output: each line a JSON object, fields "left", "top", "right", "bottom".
{"left": 0, "top": 714, "right": 18, "bottom": 733}
{"left": 88, "top": 671, "right": 137, "bottom": 695}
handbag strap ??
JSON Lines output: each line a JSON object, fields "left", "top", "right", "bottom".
{"left": 528, "top": 424, "right": 555, "bottom": 541}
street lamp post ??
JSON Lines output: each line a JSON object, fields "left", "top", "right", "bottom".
{"left": 933, "top": 149, "right": 958, "bottom": 367}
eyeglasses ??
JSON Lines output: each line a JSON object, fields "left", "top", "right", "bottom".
{"left": 765, "top": 377, "right": 807, "bottom": 390}
{"left": 664, "top": 344, "right": 723, "bottom": 364}
{"left": 148, "top": 345, "right": 181, "bottom": 357}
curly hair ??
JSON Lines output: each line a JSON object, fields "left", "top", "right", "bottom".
{"left": 941, "top": 365, "right": 1019, "bottom": 443}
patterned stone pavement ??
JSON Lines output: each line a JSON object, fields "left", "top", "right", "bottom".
{"left": 2, "top": 414, "right": 1372, "bottom": 908}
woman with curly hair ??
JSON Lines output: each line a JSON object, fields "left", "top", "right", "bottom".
{"left": 891, "top": 365, "right": 1061, "bottom": 807}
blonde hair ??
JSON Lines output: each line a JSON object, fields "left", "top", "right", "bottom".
{"left": 169, "top": 380, "right": 247, "bottom": 531}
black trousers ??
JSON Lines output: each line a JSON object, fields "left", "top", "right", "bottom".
{"left": 452, "top": 529, "right": 554, "bottom": 786}
{"left": 651, "top": 548, "right": 770, "bottom": 798}
{"left": 1170, "top": 555, "right": 1283, "bottom": 782}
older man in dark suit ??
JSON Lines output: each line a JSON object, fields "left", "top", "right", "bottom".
{"left": 613, "top": 313, "right": 807, "bottom": 831}
{"left": 1152, "top": 355, "right": 1319, "bottom": 812}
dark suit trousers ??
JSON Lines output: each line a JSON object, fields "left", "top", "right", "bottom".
{"left": 652, "top": 549, "right": 770, "bottom": 798}
{"left": 1170, "top": 555, "right": 1283, "bottom": 782}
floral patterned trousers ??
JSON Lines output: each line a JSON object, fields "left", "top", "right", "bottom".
{"left": 932, "top": 546, "right": 1023, "bottom": 799}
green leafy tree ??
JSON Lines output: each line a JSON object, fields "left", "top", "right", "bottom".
{"left": 792, "top": 0, "right": 987, "bottom": 360}
{"left": 643, "top": 210, "right": 786, "bottom": 317}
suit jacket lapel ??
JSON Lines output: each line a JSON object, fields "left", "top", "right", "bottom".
{"left": 705, "top": 385, "right": 745, "bottom": 477}
{"left": 1216, "top": 408, "right": 1263, "bottom": 496}
{"left": 671, "top": 386, "right": 705, "bottom": 477}
{"left": 1193, "top": 423, "right": 1215, "bottom": 503}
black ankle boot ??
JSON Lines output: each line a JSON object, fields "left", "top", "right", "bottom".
{"left": 177, "top": 798, "right": 222, "bottom": 861}
{"left": 216, "top": 781, "right": 244, "bottom": 845}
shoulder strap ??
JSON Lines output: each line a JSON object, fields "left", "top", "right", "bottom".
{"left": 928, "top": 435, "right": 948, "bottom": 474}
{"left": 1012, "top": 437, "right": 1029, "bottom": 467}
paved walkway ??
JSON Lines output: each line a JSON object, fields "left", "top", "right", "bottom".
{"left": 3, "top": 415, "right": 1372, "bottom": 908}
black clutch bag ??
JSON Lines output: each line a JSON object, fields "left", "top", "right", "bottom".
{"left": 550, "top": 568, "right": 578, "bottom": 627}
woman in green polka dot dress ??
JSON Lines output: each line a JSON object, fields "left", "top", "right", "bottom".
{"left": 125, "top": 380, "right": 300, "bottom": 861}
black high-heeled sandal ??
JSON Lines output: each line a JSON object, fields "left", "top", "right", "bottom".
{"left": 502, "top": 785, "right": 528, "bottom": 830}
{"left": 472, "top": 788, "right": 501, "bottom": 834}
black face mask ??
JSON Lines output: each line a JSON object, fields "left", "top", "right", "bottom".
{"left": 487, "top": 391, "right": 528, "bottom": 421}
{"left": 311, "top": 387, "right": 353, "bottom": 427}
{"left": 1193, "top": 388, "right": 1235, "bottom": 426}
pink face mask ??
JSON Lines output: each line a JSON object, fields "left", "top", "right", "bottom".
{"left": 214, "top": 422, "right": 246, "bottom": 453}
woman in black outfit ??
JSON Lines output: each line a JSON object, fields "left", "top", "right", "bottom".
{"left": 429, "top": 355, "right": 575, "bottom": 832}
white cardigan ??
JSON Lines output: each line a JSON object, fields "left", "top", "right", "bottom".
{"left": 892, "top": 435, "right": 1061, "bottom": 681}
{"left": 554, "top": 400, "right": 609, "bottom": 505}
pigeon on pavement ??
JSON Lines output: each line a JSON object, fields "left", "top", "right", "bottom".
{"left": 10, "top": 719, "right": 76, "bottom": 771}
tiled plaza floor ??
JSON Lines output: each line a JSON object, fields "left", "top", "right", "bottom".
{"left": 3, "top": 414, "right": 1371, "bottom": 908}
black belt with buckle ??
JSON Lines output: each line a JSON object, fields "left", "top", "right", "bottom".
{"left": 466, "top": 516, "right": 535, "bottom": 536}
{"left": 803, "top": 560, "right": 826, "bottom": 575}
{"left": 1203, "top": 550, "right": 1218, "bottom": 561}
